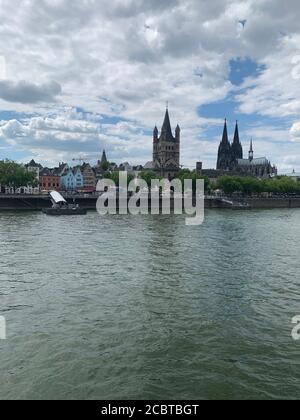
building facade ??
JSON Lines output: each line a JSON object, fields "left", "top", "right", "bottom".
{"left": 81, "top": 163, "right": 96, "bottom": 191}
{"left": 61, "top": 169, "right": 75, "bottom": 191}
{"left": 217, "top": 121, "right": 277, "bottom": 178}
{"left": 25, "top": 159, "right": 43, "bottom": 181}
{"left": 60, "top": 167, "right": 84, "bottom": 191}
{"left": 39, "top": 168, "right": 61, "bottom": 191}
{"left": 152, "top": 108, "right": 180, "bottom": 178}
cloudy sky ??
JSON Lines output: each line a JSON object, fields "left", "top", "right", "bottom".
{"left": 0, "top": 0, "right": 300, "bottom": 172}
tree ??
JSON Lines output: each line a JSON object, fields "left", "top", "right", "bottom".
{"left": 240, "top": 177, "right": 262, "bottom": 195}
{"left": 216, "top": 175, "right": 300, "bottom": 196}
{"left": 106, "top": 171, "right": 134, "bottom": 187}
{"left": 139, "top": 171, "right": 162, "bottom": 187}
{"left": 178, "top": 170, "right": 211, "bottom": 193}
{"left": 0, "top": 160, "right": 38, "bottom": 190}
{"left": 216, "top": 176, "right": 242, "bottom": 195}
{"left": 101, "top": 161, "right": 110, "bottom": 172}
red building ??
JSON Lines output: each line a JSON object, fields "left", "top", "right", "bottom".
{"left": 39, "top": 168, "right": 61, "bottom": 191}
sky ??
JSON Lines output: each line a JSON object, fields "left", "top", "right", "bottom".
{"left": 0, "top": 0, "right": 300, "bottom": 173}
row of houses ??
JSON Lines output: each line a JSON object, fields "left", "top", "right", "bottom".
{"left": 24, "top": 151, "right": 144, "bottom": 193}
{"left": 26, "top": 161, "right": 99, "bottom": 193}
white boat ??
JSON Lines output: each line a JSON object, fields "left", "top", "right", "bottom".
{"left": 42, "top": 191, "right": 87, "bottom": 215}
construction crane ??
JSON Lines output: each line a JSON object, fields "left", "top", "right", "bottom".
{"left": 72, "top": 156, "right": 98, "bottom": 163}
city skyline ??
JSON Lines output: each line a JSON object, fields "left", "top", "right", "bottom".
{"left": 0, "top": 0, "right": 299, "bottom": 172}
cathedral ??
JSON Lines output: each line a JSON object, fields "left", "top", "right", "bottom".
{"left": 152, "top": 108, "right": 181, "bottom": 178}
{"left": 217, "top": 120, "right": 277, "bottom": 178}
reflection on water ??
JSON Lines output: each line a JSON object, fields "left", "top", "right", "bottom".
{"left": 0, "top": 209, "right": 300, "bottom": 400}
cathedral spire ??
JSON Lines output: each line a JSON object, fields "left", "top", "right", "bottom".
{"left": 249, "top": 139, "right": 254, "bottom": 162}
{"left": 231, "top": 120, "right": 243, "bottom": 162}
{"left": 217, "top": 119, "right": 232, "bottom": 170}
{"left": 233, "top": 121, "right": 240, "bottom": 145}
{"left": 221, "top": 119, "right": 230, "bottom": 145}
{"left": 101, "top": 150, "right": 108, "bottom": 165}
{"left": 250, "top": 139, "right": 253, "bottom": 152}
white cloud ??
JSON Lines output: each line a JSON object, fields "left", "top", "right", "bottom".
{"left": 236, "top": 34, "right": 300, "bottom": 119}
{"left": 290, "top": 122, "right": 300, "bottom": 140}
{"left": 0, "top": 0, "right": 299, "bottom": 169}
{"left": 0, "top": 55, "right": 6, "bottom": 79}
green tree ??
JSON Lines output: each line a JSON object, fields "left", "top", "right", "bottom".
{"left": 106, "top": 171, "right": 134, "bottom": 187}
{"left": 0, "top": 160, "right": 38, "bottom": 190}
{"left": 178, "top": 170, "right": 211, "bottom": 193}
{"left": 240, "top": 177, "right": 262, "bottom": 195}
{"left": 216, "top": 175, "right": 300, "bottom": 196}
{"left": 216, "top": 176, "right": 242, "bottom": 195}
{"left": 101, "top": 161, "right": 110, "bottom": 172}
{"left": 139, "top": 171, "right": 162, "bottom": 187}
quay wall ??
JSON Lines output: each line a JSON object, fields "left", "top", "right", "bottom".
{"left": 0, "top": 194, "right": 300, "bottom": 211}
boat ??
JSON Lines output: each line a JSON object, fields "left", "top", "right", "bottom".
{"left": 42, "top": 191, "right": 87, "bottom": 216}
{"left": 216, "top": 197, "right": 251, "bottom": 210}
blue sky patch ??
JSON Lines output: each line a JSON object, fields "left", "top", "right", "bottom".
{"left": 229, "top": 57, "right": 265, "bottom": 86}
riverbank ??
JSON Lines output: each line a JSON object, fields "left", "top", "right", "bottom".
{"left": 0, "top": 194, "right": 300, "bottom": 211}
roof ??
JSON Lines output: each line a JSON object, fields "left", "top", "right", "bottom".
{"left": 160, "top": 109, "right": 175, "bottom": 142}
{"left": 26, "top": 159, "right": 43, "bottom": 169}
{"left": 52, "top": 167, "right": 63, "bottom": 176}
{"left": 144, "top": 161, "right": 154, "bottom": 170}
{"left": 40, "top": 168, "right": 51, "bottom": 176}
{"left": 50, "top": 191, "right": 67, "bottom": 204}
{"left": 237, "top": 157, "right": 269, "bottom": 166}
{"left": 40, "top": 168, "right": 61, "bottom": 177}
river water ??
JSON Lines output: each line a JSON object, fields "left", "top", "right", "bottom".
{"left": 0, "top": 209, "right": 300, "bottom": 400}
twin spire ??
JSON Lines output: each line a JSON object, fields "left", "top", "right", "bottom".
{"left": 222, "top": 119, "right": 240, "bottom": 146}
{"left": 218, "top": 119, "right": 254, "bottom": 170}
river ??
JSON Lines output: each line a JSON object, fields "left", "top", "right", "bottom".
{"left": 0, "top": 209, "right": 299, "bottom": 400}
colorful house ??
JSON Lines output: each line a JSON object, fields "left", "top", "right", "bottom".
{"left": 39, "top": 168, "right": 61, "bottom": 191}
{"left": 81, "top": 163, "right": 96, "bottom": 192}
{"left": 60, "top": 167, "right": 84, "bottom": 191}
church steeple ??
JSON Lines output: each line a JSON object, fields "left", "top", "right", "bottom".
{"left": 249, "top": 139, "right": 254, "bottom": 162}
{"left": 222, "top": 119, "right": 230, "bottom": 145}
{"left": 217, "top": 119, "right": 232, "bottom": 170}
{"left": 152, "top": 107, "right": 180, "bottom": 178}
{"left": 153, "top": 126, "right": 158, "bottom": 141}
{"left": 175, "top": 124, "right": 180, "bottom": 142}
{"left": 231, "top": 120, "right": 243, "bottom": 162}
{"left": 160, "top": 107, "right": 175, "bottom": 142}
{"left": 233, "top": 121, "right": 240, "bottom": 145}
{"left": 101, "top": 150, "right": 108, "bottom": 165}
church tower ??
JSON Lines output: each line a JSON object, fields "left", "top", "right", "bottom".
{"left": 153, "top": 107, "right": 180, "bottom": 178}
{"left": 249, "top": 139, "right": 254, "bottom": 162}
{"left": 231, "top": 121, "right": 243, "bottom": 168}
{"left": 217, "top": 119, "right": 232, "bottom": 170}
{"left": 101, "top": 150, "right": 108, "bottom": 166}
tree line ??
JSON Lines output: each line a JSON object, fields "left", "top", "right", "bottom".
{"left": 0, "top": 161, "right": 38, "bottom": 190}
{"left": 215, "top": 175, "right": 300, "bottom": 195}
